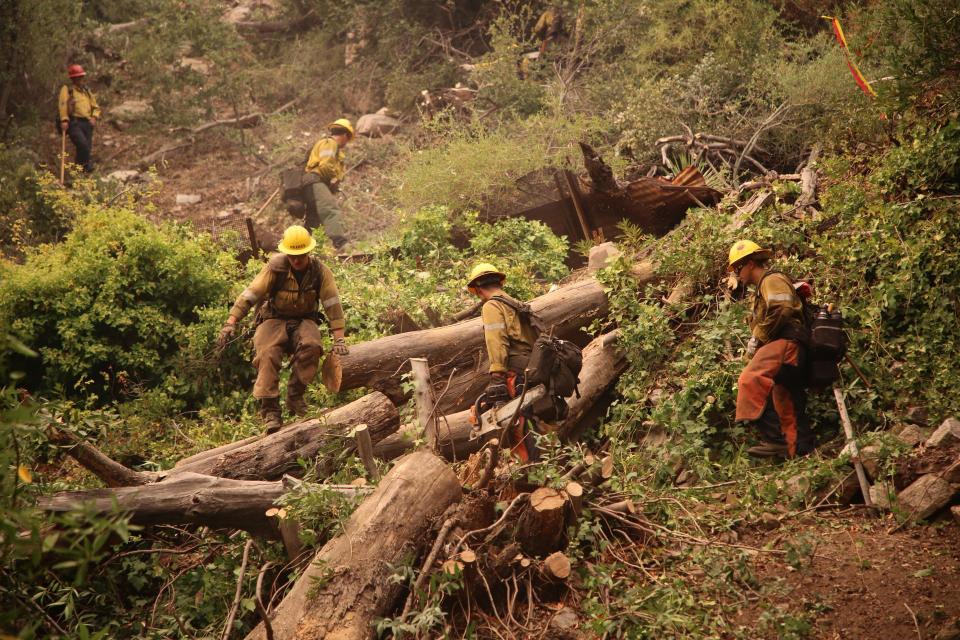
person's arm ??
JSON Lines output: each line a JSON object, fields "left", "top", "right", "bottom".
{"left": 227, "top": 263, "right": 274, "bottom": 324}
{"left": 305, "top": 138, "right": 339, "bottom": 183}
{"left": 317, "top": 263, "right": 346, "bottom": 333}
{"left": 89, "top": 90, "right": 101, "bottom": 122}
{"left": 482, "top": 301, "right": 510, "bottom": 375}
{"left": 752, "top": 275, "right": 801, "bottom": 343}
{"left": 58, "top": 86, "right": 70, "bottom": 124}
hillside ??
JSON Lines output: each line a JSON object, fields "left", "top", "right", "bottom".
{"left": 2, "top": 1, "right": 960, "bottom": 638}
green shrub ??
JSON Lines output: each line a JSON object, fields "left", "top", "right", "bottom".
{"left": 0, "top": 188, "right": 240, "bottom": 404}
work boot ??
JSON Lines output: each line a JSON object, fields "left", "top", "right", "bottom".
{"left": 259, "top": 397, "right": 283, "bottom": 434}
{"left": 747, "top": 441, "right": 790, "bottom": 458}
{"left": 286, "top": 378, "right": 309, "bottom": 417}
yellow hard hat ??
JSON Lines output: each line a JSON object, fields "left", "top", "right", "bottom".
{"left": 467, "top": 263, "right": 506, "bottom": 291}
{"left": 727, "top": 240, "right": 772, "bottom": 271}
{"left": 277, "top": 225, "right": 317, "bottom": 255}
{"left": 328, "top": 118, "right": 355, "bottom": 139}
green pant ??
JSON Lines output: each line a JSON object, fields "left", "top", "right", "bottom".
{"left": 307, "top": 182, "right": 345, "bottom": 243}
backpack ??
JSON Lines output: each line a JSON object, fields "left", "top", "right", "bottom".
{"left": 256, "top": 254, "right": 328, "bottom": 323}
{"left": 784, "top": 277, "right": 849, "bottom": 389}
{"left": 491, "top": 295, "right": 583, "bottom": 398}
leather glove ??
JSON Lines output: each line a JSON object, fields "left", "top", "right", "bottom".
{"left": 484, "top": 377, "right": 509, "bottom": 403}
{"left": 745, "top": 336, "right": 759, "bottom": 358}
{"left": 217, "top": 323, "right": 236, "bottom": 350}
{"left": 332, "top": 336, "right": 349, "bottom": 356}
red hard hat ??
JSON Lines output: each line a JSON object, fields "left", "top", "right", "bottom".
{"left": 67, "top": 64, "right": 86, "bottom": 78}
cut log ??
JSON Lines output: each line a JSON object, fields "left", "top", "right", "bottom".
{"left": 171, "top": 391, "right": 398, "bottom": 481}
{"left": 541, "top": 551, "right": 572, "bottom": 581}
{"left": 353, "top": 424, "right": 380, "bottom": 481}
{"left": 517, "top": 487, "right": 569, "bottom": 557}
{"left": 37, "top": 472, "right": 368, "bottom": 537}
{"left": 244, "top": 450, "right": 462, "bottom": 640}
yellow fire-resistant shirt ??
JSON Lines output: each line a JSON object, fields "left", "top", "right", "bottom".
{"left": 58, "top": 85, "right": 101, "bottom": 121}
{"left": 229, "top": 253, "right": 345, "bottom": 330}
{"left": 749, "top": 271, "right": 804, "bottom": 344}
{"left": 305, "top": 137, "right": 345, "bottom": 185}
{"left": 482, "top": 295, "right": 537, "bottom": 374}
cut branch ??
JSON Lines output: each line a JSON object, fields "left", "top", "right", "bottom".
{"left": 48, "top": 427, "right": 157, "bottom": 487}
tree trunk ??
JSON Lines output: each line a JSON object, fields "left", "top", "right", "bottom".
{"left": 37, "top": 472, "right": 365, "bottom": 537}
{"left": 516, "top": 487, "right": 569, "bottom": 557}
{"left": 244, "top": 450, "right": 462, "bottom": 640}
{"left": 170, "top": 392, "right": 398, "bottom": 481}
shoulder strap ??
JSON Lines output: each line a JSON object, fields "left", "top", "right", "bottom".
{"left": 491, "top": 295, "right": 546, "bottom": 333}
{"left": 309, "top": 256, "right": 325, "bottom": 295}
{"left": 267, "top": 254, "right": 289, "bottom": 299}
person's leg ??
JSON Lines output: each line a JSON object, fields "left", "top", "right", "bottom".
{"left": 288, "top": 319, "right": 324, "bottom": 415}
{"left": 309, "top": 182, "right": 347, "bottom": 248}
{"left": 68, "top": 119, "right": 93, "bottom": 172}
{"left": 82, "top": 119, "right": 94, "bottom": 172}
{"left": 252, "top": 319, "right": 289, "bottom": 431}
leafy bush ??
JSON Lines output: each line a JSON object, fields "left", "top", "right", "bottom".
{"left": 0, "top": 186, "right": 240, "bottom": 404}
{"left": 329, "top": 206, "right": 569, "bottom": 342}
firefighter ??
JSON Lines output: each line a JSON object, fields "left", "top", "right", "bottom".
{"left": 533, "top": 6, "right": 564, "bottom": 54}
{"left": 467, "top": 263, "right": 539, "bottom": 461}
{"left": 58, "top": 64, "right": 101, "bottom": 173}
{"left": 218, "top": 225, "right": 349, "bottom": 433}
{"left": 729, "top": 240, "right": 814, "bottom": 458}
{"left": 304, "top": 118, "right": 354, "bottom": 249}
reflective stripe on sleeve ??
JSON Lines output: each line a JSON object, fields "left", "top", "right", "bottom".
{"left": 317, "top": 149, "right": 336, "bottom": 158}
{"left": 766, "top": 293, "right": 794, "bottom": 302}
{"left": 241, "top": 288, "right": 259, "bottom": 303}
{"left": 322, "top": 296, "right": 340, "bottom": 308}
{"left": 484, "top": 322, "right": 506, "bottom": 331}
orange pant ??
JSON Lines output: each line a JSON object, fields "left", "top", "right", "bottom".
{"left": 736, "top": 339, "right": 811, "bottom": 457}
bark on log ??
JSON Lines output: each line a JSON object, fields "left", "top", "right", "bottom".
{"left": 337, "top": 274, "right": 627, "bottom": 391}
{"left": 244, "top": 450, "right": 462, "bottom": 640}
{"left": 410, "top": 357, "right": 438, "bottom": 447}
{"left": 171, "top": 392, "right": 398, "bottom": 481}
{"left": 37, "top": 472, "right": 368, "bottom": 537}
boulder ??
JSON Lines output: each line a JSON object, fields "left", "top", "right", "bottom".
{"left": 897, "top": 424, "right": 925, "bottom": 447}
{"left": 223, "top": 5, "right": 251, "bottom": 23}
{"left": 587, "top": 242, "right": 622, "bottom": 273}
{"left": 178, "top": 57, "right": 213, "bottom": 75}
{"left": 550, "top": 607, "right": 579, "bottom": 633}
{"left": 897, "top": 474, "right": 956, "bottom": 521}
{"left": 105, "top": 170, "right": 140, "bottom": 183}
{"left": 176, "top": 194, "right": 202, "bottom": 205}
{"left": 859, "top": 445, "right": 881, "bottom": 480}
{"left": 904, "top": 406, "right": 930, "bottom": 426}
{"left": 926, "top": 417, "right": 960, "bottom": 448}
{"left": 785, "top": 473, "right": 811, "bottom": 499}
{"left": 941, "top": 458, "right": 960, "bottom": 485}
{"left": 110, "top": 100, "right": 152, "bottom": 121}
{"left": 869, "top": 481, "right": 894, "bottom": 510}
{"left": 356, "top": 111, "right": 401, "bottom": 138}
{"left": 759, "top": 512, "right": 780, "bottom": 530}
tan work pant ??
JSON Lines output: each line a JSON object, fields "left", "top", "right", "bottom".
{"left": 252, "top": 318, "right": 324, "bottom": 399}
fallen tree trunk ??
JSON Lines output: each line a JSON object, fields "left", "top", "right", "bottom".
{"left": 337, "top": 273, "right": 632, "bottom": 392}
{"left": 48, "top": 427, "right": 158, "bottom": 487}
{"left": 245, "top": 450, "right": 461, "bottom": 640}
{"left": 37, "top": 472, "right": 369, "bottom": 537}
{"left": 170, "top": 391, "right": 398, "bottom": 481}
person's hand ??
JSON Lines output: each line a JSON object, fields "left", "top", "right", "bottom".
{"left": 217, "top": 323, "right": 236, "bottom": 350}
{"left": 484, "top": 375, "right": 509, "bottom": 403}
{"left": 90, "top": 116, "right": 97, "bottom": 127}
{"left": 332, "top": 336, "right": 349, "bottom": 356}
{"left": 745, "top": 336, "right": 759, "bottom": 359}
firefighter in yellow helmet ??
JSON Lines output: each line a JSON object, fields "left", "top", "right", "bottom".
{"left": 467, "top": 263, "right": 539, "bottom": 461}
{"left": 303, "top": 118, "right": 354, "bottom": 249}
{"left": 728, "top": 240, "right": 813, "bottom": 458}
{"left": 218, "top": 225, "right": 349, "bottom": 433}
